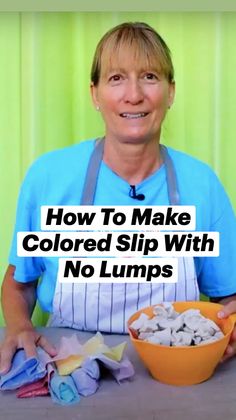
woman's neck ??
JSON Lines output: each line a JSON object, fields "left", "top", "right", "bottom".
{"left": 103, "top": 138, "right": 162, "bottom": 185}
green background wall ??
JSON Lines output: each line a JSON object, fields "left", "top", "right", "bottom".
{"left": 0, "top": 12, "right": 235, "bottom": 326}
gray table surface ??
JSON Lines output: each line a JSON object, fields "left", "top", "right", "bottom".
{"left": 0, "top": 327, "right": 235, "bottom": 420}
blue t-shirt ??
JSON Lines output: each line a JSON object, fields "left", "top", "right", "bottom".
{"left": 9, "top": 140, "right": 236, "bottom": 312}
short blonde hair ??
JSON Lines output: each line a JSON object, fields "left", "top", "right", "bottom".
{"left": 91, "top": 22, "right": 174, "bottom": 85}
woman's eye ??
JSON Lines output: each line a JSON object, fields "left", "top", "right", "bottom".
{"left": 144, "top": 73, "right": 158, "bottom": 81}
{"left": 109, "top": 74, "right": 122, "bottom": 82}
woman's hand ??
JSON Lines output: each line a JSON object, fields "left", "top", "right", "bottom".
{"left": 0, "top": 326, "right": 57, "bottom": 375}
{"left": 217, "top": 299, "right": 236, "bottom": 362}
{"left": 0, "top": 265, "right": 57, "bottom": 375}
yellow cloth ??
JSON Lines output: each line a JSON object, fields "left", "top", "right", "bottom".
{"left": 104, "top": 343, "right": 127, "bottom": 362}
{"left": 56, "top": 355, "right": 84, "bottom": 376}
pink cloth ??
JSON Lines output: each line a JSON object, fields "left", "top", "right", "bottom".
{"left": 38, "top": 335, "right": 85, "bottom": 367}
{"left": 16, "top": 375, "right": 49, "bottom": 398}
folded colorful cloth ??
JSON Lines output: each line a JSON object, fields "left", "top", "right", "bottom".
{"left": 54, "top": 333, "right": 134, "bottom": 382}
{"left": 70, "top": 358, "right": 100, "bottom": 396}
{"left": 55, "top": 354, "right": 84, "bottom": 376}
{"left": 71, "top": 367, "right": 99, "bottom": 397}
{"left": 83, "top": 334, "right": 127, "bottom": 363}
{"left": 0, "top": 333, "right": 134, "bottom": 401}
{"left": 49, "top": 372, "right": 81, "bottom": 406}
{"left": 92, "top": 354, "right": 135, "bottom": 383}
{"left": 49, "top": 335, "right": 86, "bottom": 376}
{"left": 81, "top": 333, "right": 134, "bottom": 382}
{"left": 0, "top": 349, "right": 46, "bottom": 391}
{"left": 104, "top": 342, "right": 127, "bottom": 362}
{"left": 82, "top": 358, "right": 100, "bottom": 380}
{"left": 16, "top": 375, "right": 49, "bottom": 398}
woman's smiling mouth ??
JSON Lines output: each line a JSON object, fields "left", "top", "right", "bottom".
{"left": 120, "top": 112, "right": 149, "bottom": 119}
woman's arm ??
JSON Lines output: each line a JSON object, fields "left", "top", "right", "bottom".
{"left": 2, "top": 265, "right": 38, "bottom": 327}
{"left": 0, "top": 265, "right": 57, "bottom": 374}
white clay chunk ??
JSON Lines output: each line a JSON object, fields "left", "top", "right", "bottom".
{"left": 130, "top": 303, "right": 224, "bottom": 346}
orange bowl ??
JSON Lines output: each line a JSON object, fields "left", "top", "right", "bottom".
{"left": 127, "top": 301, "right": 236, "bottom": 386}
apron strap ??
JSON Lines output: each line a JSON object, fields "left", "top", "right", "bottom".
{"left": 160, "top": 145, "right": 180, "bottom": 205}
{"left": 81, "top": 138, "right": 180, "bottom": 206}
{"left": 81, "top": 138, "right": 104, "bottom": 205}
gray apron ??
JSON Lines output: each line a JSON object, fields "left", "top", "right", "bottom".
{"left": 48, "top": 139, "right": 199, "bottom": 333}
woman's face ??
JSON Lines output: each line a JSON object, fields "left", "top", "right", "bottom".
{"left": 91, "top": 50, "right": 175, "bottom": 146}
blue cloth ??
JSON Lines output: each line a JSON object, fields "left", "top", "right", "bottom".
{"left": 49, "top": 372, "right": 80, "bottom": 406}
{"left": 9, "top": 139, "right": 236, "bottom": 310}
{"left": 71, "top": 358, "right": 100, "bottom": 396}
{"left": 71, "top": 367, "right": 99, "bottom": 397}
{"left": 0, "top": 349, "right": 46, "bottom": 391}
{"left": 82, "top": 358, "right": 100, "bottom": 380}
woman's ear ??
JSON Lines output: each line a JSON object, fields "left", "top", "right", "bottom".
{"left": 90, "top": 82, "right": 100, "bottom": 110}
{"left": 168, "top": 81, "right": 175, "bottom": 108}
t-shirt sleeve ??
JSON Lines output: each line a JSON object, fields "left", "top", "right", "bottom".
{"left": 197, "top": 173, "right": 236, "bottom": 298}
{"left": 8, "top": 165, "right": 44, "bottom": 282}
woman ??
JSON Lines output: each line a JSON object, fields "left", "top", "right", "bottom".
{"left": 1, "top": 22, "right": 236, "bottom": 373}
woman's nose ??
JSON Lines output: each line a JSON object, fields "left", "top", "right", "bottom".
{"left": 124, "top": 80, "right": 144, "bottom": 104}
